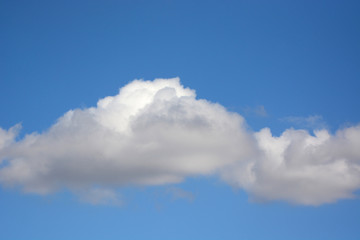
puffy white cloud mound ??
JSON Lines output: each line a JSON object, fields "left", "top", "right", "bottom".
{"left": 222, "top": 126, "right": 360, "bottom": 205}
{"left": 0, "top": 78, "right": 253, "bottom": 194}
{"left": 0, "top": 78, "right": 359, "bottom": 205}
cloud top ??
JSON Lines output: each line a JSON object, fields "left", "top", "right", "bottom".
{"left": 0, "top": 78, "right": 359, "bottom": 205}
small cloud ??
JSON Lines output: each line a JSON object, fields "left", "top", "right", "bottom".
{"left": 0, "top": 123, "right": 21, "bottom": 150}
{"left": 280, "top": 115, "right": 327, "bottom": 130}
{"left": 243, "top": 105, "right": 268, "bottom": 117}
{"left": 77, "top": 188, "right": 122, "bottom": 206}
{"left": 166, "top": 187, "right": 195, "bottom": 202}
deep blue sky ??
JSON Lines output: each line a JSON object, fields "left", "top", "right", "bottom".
{"left": 1, "top": 0, "right": 360, "bottom": 239}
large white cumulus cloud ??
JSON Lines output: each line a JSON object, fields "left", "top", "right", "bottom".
{"left": 0, "top": 78, "right": 253, "bottom": 193}
{"left": 0, "top": 78, "right": 359, "bottom": 205}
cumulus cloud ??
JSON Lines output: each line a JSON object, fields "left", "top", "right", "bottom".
{"left": 0, "top": 124, "right": 20, "bottom": 151}
{"left": 0, "top": 78, "right": 253, "bottom": 194}
{"left": 221, "top": 126, "right": 360, "bottom": 205}
{"left": 0, "top": 78, "right": 359, "bottom": 205}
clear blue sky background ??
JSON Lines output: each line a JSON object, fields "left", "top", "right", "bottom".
{"left": 1, "top": 0, "right": 360, "bottom": 239}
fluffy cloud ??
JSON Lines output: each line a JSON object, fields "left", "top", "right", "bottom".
{"left": 221, "top": 126, "right": 360, "bottom": 205}
{"left": 0, "top": 78, "right": 359, "bottom": 205}
{"left": 0, "top": 124, "right": 20, "bottom": 150}
{"left": 0, "top": 78, "right": 253, "bottom": 194}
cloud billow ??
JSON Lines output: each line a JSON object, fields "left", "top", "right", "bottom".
{"left": 0, "top": 78, "right": 359, "bottom": 205}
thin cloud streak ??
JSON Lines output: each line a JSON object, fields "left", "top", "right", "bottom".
{"left": 280, "top": 115, "right": 328, "bottom": 130}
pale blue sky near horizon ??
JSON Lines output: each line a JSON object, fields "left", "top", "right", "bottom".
{"left": 1, "top": 0, "right": 360, "bottom": 239}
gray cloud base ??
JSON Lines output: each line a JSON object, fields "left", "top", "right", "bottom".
{"left": 0, "top": 78, "right": 359, "bottom": 205}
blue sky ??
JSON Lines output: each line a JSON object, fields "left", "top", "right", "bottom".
{"left": 1, "top": 0, "right": 360, "bottom": 239}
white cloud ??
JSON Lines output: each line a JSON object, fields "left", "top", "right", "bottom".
{"left": 221, "top": 126, "right": 360, "bottom": 205}
{"left": 0, "top": 78, "right": 359, "bottom": 205}
{"left": 0, "top": 124, "right": 20, "bottom": 151}
{"left": 0, "top": 78, "right": 253, "bottom": 194}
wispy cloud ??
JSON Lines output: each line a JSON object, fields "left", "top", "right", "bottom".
{"left": 0, "top": 78, "right": 359, "bottom": 205}
{"left": 280, "top": 115, "right": 328, "bottom": 130}
{"left": 77, "top": 188, "right": 122, "bottom": 206}
{"left": 166, "top": 187, "right": 195, "bottom": 202}
{"left": 243, "top": 105, "right": 268, "bottom": 117}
